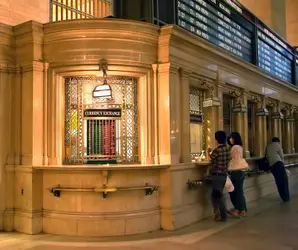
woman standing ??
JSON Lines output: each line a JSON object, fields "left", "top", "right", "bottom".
{"left": 228, "top": 132, "right": 248, "bottom": 217}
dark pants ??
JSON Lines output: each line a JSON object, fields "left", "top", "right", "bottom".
{"left": 229, "top": 171, "right": 247, "bottom": 212}
{"left": 211, "top": 174, "right": 227, "bottom": 221}
{"left": 271, "top": 161, "right": 290, "bottom": 202}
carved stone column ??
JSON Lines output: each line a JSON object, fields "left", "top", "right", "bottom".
{"left": 202, "top": 79, "right": 221, "bottom": 151}
{"left": 271, "top": 104, "right": 283, "bottom": 141}
{"left": 254, "top": 96, "right": 268, "bottom": 157}
{"left": 231, "top": 90, "right": 248, "bottom": 157}
{"left": 284, "top": 108, "right": 295, "bottom": 154}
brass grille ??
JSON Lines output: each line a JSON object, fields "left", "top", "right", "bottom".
{"left": 65, "top": 78, "right": 84, "bottom": 164}
{"left": 189, "top": 87, "right": 203, "bottom": 116}
{"left": 189, "top": 87, "right": 205, "bottom": 154}
{"left": 50, "top": 0, "right": 112, "bottom": 22}
{"left": 65, "top": 77, "right": 138, "bottom": 164}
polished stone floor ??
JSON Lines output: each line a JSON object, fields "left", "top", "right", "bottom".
{"left": 1, "top": 191, "right": 298, "bottom": 250}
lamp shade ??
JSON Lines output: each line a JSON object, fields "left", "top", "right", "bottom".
{"left": 93, "top": 84, "right": 112, "bottom": 98}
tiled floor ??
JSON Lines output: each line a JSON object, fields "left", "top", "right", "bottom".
{"left": 1, "top": 191, "right": 297, "bottom": 250}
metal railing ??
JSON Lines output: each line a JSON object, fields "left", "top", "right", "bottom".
{"left": 51, "top": 183, "right": 159, "bottom": 198}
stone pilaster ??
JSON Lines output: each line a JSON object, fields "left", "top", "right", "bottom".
{"left": 152, "top": 65, "right": 160, "bottom": 164}
{"left": 284, "top": 109, "right": 295, "bottom": 154}
{"left": 139, "top": 69, "right": 154, "bottom": 164}
{"left": 12, "top": 21, "right": 45, "bottom": 234}
{"left": 231, "top": 90, "right": 248, "bottom": 156}
{"left": 203, "top": 81, "right": 221, "bottom": 151}
{"left": 179, "top": 69, "right": 191, "bottom": 163}
{"left": 157, "top": 63, "right": 181, "bottom": 165}
{"left": 254, "top": 97, "right": 268, "bottom": 157}
{"left": 0, "top": 24, "right": 15, "bottom": 231}
{"left": 271, "top": 104, "right": 283, "bottom": 141}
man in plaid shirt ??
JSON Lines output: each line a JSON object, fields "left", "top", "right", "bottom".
{"left": 208, "top": 131, "right": 231, "bottom": 221}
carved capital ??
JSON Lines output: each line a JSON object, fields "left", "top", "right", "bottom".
{"left": 230, "top": 89, "right": 247, "bottom": 112}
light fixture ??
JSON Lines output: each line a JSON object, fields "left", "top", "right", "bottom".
{"left": 92, "top": 59, "right": 112, "bottom": 99}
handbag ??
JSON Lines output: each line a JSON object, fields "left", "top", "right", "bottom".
{"left": 258, "top": 157, "right": 270, "bottom": 172}
{"left": 258, "top": 146, "right": 270, "bottom": 172}
{"left": 225, "top": 175, "right": 234, "bottom": 193}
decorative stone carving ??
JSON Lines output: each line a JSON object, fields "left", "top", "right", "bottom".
{"left": 230, "top": 89, "right": 247, "bottom": 113}
{"left": 201, "top": 79, "right": 221, "bottom": 107}
{"left": 251, "top": 95, "right": 269, "bottom": 116}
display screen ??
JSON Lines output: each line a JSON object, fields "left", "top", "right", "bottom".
{"left": 177, "top": 0, "right": 253, "bottom": 62}
{"left": 257, "top": 25, "right": 293, "bottom": 82}
{"left": 176, "top": 0, "right": 296, "bottom": 84}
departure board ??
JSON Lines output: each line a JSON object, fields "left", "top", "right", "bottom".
{"left": 257, "top": 25, "right": 293, "bottom": 83}
{"left": 177, "top": 0, "right": 253, "bottom": 62}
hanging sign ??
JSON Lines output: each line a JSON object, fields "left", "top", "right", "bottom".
{"left": 84, "top": 109, "right": 122, "bottom": 118}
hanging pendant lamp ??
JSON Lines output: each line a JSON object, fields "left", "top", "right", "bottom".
{"left": 93, "top": 79, "right": 112, "bottom": 98}
{"left": 93, "top": 59, "right": 112, "bottom": 99}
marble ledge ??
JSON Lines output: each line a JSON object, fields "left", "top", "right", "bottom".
{"left": 194, "top": 154, "right": 298, "bottom": 166}
{"left": 194, "top": 161, "right": 211, "bottom": 166}
{"left": 32, "top": 164, "right": 170, "bottom": 171}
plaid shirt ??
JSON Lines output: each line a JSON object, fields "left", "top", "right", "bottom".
{"left": 210, "top": 144, "right": 231, "bottom": 173}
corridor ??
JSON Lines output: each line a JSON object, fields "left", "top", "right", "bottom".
{"left": 0, "top": 189, "right": 297, "bottom": 250}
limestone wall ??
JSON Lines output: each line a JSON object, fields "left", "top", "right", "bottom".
{"left": 0, "top": 0, "right": 49, "bottom": 26}
{"left": 0, "top": 24, "right": 15, "bottom": 231}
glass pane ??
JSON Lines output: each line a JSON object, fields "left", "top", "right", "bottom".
{"left": 52, "top": 4, "right": 57, "bottom": 22}
{"left": 57, "top": 6, "right": 62, "bottom": 21}
{"left": 63, "top": 6, "right": 67, "bottom": 20}
{"left": 190, "top": 123, "right": 203, "bottom": 154}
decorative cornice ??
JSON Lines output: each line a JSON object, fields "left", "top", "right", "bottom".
{"left": 157, "top": 63, "right": 179, "bottom": 74}
{"left": 5, "top": 165, "right": 15, "bottom": 173}
{"left": 0, "top": 65, "right": 17, "bottom": 74}
{"left": 14, "top": 165, "right": 38, "bottom": 174}
{"left": 20, "top": 61, "right": 45, "bottom": 73}
{"left": 178, "top": 68, "right": 192, "bottom": 78}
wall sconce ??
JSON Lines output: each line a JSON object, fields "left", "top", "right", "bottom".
{"left": 93, "top": 59, "right": 112, "bottom": 99}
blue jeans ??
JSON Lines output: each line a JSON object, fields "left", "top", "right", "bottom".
{"left": 229, "top": 171, "right": 247, "bottom": 212}
{"left": 211, "top": 174, "right": 228, "bottom": 221}
{"left": 271, "top": 161, "right": 290, "bottom": 202}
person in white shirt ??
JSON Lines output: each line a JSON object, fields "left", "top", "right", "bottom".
{"left": 227, "top": 132, "right": 248, "bottom": 217}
